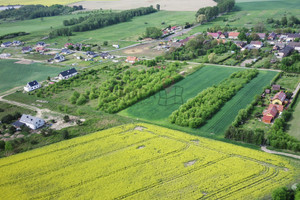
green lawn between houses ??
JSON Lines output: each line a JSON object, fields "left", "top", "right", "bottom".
{"left": 119, "top": 66, "right": 277, "bottom": 138}
{"left": 0, "top": 59, "right": 64, "bottom": 93}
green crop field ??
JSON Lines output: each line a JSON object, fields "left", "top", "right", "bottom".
{"left": 199, "top": 70, "right": 278, "bottom": 135}
{"left": 182, "top": 0, "right": 300, "bottom": 38}
{"left": 120, "top": 66, "right": 277, "bottom": 138}
{"left": 0, "top": 11, "right": 195, "bottom": 48}
{"left": 0, "top": 123, "right": 298, "bottom": 200}
{"left": 0, "top": 59, "right": 64, "bottom": 93}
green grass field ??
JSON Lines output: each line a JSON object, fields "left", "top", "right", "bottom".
{"left": 0, "top": 101, "right": 35, "bottom": 119}
{"left": 0, "top": 11, "right": 195, "bottom": 48}
{"left": 288, "top": 95, "right": 300, "bottom": 140}
{"left": 120, "top": 66, "right": 277, "bottom": 138}
{"left": 0, "top": 59, "right": 64, "bottom": 93}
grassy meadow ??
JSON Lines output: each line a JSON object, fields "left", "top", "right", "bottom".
{"left": 120, "top": 66, "right": 277, "bottom": 138}
{"left": 288, "top": 94, "right": 300, "bottom": 140}
{"left": 0, "top": 11, "right": 195, "bottom": 48}
{"left": 0, "top": 0, "right": 109, "bottom": 6}
{"left": 0, "top": 123, "right": 298, "bottom": 199}
{"left": 0, "top": 59, "right": 64, "bottom": 93}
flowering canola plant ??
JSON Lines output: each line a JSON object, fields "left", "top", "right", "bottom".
{"left": 0, "top": 123, "right": 296, "bottom": 199}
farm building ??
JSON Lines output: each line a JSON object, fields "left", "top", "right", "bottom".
{"left": 272, "top": 91, "right": 286, "bottom": 105}
{"left": 59, "top": 68, "right": 78, "bottom": 80}
{"left": 24, "top": 80, "right": 41, "bottom": 92}
{"left": 126, "top": 56, "right": 139, "bottom": 64}
{"left": 19, "top": 114, "right": 45, "bottom": 130}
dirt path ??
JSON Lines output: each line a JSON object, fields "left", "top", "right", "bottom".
{"left": 0, "top": 87, "right": 83, "bottom": 130}
{"left": 261, "top": 146, "right": 300, "bottom": 159}
{"left": 292, "top": 82, "right": 300, "bottom": 99}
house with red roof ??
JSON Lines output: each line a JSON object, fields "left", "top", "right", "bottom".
{"left": 228, "top": 32, "right": 240, "bottom": 39}
{"left": 207, "top": 32, "right": 219, "bottom": 39}
{"left": 126, "top": 56, "right": 139, "bottom": 64}
{"left": 257, "top": 33, "right": 266, "bottom": 40}
{"left": 250, "top": 41, "right": 263, "bottom": 48}
{"left": 262, "top": 115, "right": 273, "bottom": 124}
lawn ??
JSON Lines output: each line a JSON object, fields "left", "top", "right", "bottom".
{"left": 120, "top": 67, "right": 277, "bottom": 138}
{"left": 0, "top": 59, "right": 64, "bottom": 93}
{"left": 0, "top": 11, "right": 195, "bottom": 48}
{"left": 0, "top": 101, "right": 36, "bottom": 119}
{"left": 276, "top": 73, "right": 300, "bottom": 92}
{"left": 0, "top": 123, "right": 298, "bottom": 200}
{"left": 288, "top": 95, "right": 300, "bottom": 140}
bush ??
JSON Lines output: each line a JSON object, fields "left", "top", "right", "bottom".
{"left": 0, "top": 140, "right": 5, "bottom": 150}
{"left": 76, "top": 94, "right": 87, "bottom": 105}
{"left": 63, "top": 115, "right": 70, "bottom": 123}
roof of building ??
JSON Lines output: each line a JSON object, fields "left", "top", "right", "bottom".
{"left": 288, "top": 42, "right": 300, "bottom": 48}
{"left": 273, "top": 91, "right": 286, "bottom": 102}
{"left": 280, "top": 45, "right": 294, "bottom": 55}
{"left": 228, "top": 32, "right": 240, "bottom": 37}
{"left": 272, "top": 85, "right": 280, "bottom": 91}
{"left": 27, "top": 80, "right": 39, "bottom": 87}
{"left": 250, "top": 41, "right": 263, "bottom": 45}
{"left": 12, "top": 120, "right": 25, "bottom": 127}
{"left": 268, "top": 32, "right": 276, "bottom": 38}
{"left": 274, "top": 104, "right": 284, "bottom": 112}
{"left": 263, "top": 104, "right": 278, "bottom": 118}
{"left": 22, "top": 46, "right": 32, "bottom": 51}
{"left": 59, "top": 68, "right": 77, "bottom": 77}
{"left": 126, "top": 56, "right": 138, "bottom": 61}
{"left": 3, "top": 41, "right": 12, "bottom": 45}
{"left": 257, "top": 33, "right": 266, "bottom": 38}
{"left": 20, "top": 114, "right": 44, "bottom": 126}
{"left": 207, "top": 32, "right": 219, "bottom": 38}
{"left": 287, "top": 33, "right": 300, "bottom": 38}
{"left": 262, "top": 115, "right": 273, "bottom": 122}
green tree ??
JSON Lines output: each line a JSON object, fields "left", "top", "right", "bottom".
{"left": 238, "top": 32, "right": 247, "bottom": 41}
{"left": 145, "top": 27, "right": 162, "bottom": 39}
{"left": 5, "top": 141, "right": 13, "bottom": 152}
{"left": 103, "top": 41, "right": 108, "bottom": 46}
{"left": 197, "top": 14, "right": 206, "bottom": 24}
{"left": 63, "top": 115, "right": 70, "bottom": 123}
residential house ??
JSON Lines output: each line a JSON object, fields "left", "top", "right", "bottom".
{"left": 256, "top": 33, "right": 266, "bottom": 40}
{"left": 19, "top": 114, "right": 45, "bottom": 130}
{"left": 86, "top": 51, "right": 97, "bottom": 58}
{"left": 100, "top": 52, "right": 113, "bottom": 59}
{"left": 272, "top": 91, "right": 286, "bottom": 105}
{"left": 179, "top": 35, "right": 195, "bottom": 45}
{"left": 207, "top": 32, "right": 219, "bottom": 39}
{"left": 262, "top": 104, "right": 278, "bottom": 123}
{"left": 0, "top": 53, "right": 11, "bottom": 58}
{"left": 126, "top": 56, "right": 139, "bottom": 64}
{"left": 219, "top": 32, "right": 228, "bottom": 39}
{"left": 12, "top": 120, "right": 25, "bottom": 130}
{"left": 22, "top": 46, "right": 32, "bottom": 53}
{"left": 262, "top": 115, "right": 273, "bottom": 124}
{"left": 276, "top": 45, "right": 294, "bottom": 58}
{"left": 170, "top": 26, "right": 177, "bottom": 31}
{"left": 273, "top": 42, "right": 285, "bottom": 50}
{"left": 250, "top": 41, "right": 263, "bottom": 49}
{"left": 61, "top": 48, "right": 73, "bottom": 55}
{"left": 241, "top": 44, "right": 256, "bottom": 51}
{"left": 36, "top": 46, "right": 47, "bottom": 53}
{"left": 58, "top": 68, "right": 78, "bottom": 80}
{"left": 278, "top": 34, "right": 288, "bottom": 42}
{"left": 36, "top": 42, "right": 46, "bottom": 47}
{"left": 288, "top": 42, "right": 300, "bottom": 52}
{"left": 12, "top": 40, "right": 22, "bottom": 46}
{"left": 272, "top": 85, "right": 281, "bottom": 91}
{"left": 1, "top": 41, "right": 12, "bottom": 47}
{"left": 54, "top": 54, "right": 65, "bottom": 62}
{"left": 234, "top": 41, "right": 246, "bottom": 48}
{"left": 286, "top": 33, "right": 300, "bottom": 42}
{"left": 228, "top": 32, "right": 240, "bottom": 39}
{"left": 268, "top": 32, "right": 277, "bottom": 40}
{"left": 24, "top": 80, "right": 41, "bottom": 92}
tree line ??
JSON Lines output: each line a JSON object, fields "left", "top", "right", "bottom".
{"left": 169, "top": 69, "right": 258, "bottom": 128}
{"left": 0, "top": 5, "right": 83, "bottom": 20}
{"left": 196, "top": 0, "right": 235, "bottom": 23}
{"left": 50, "top": 6, "right": 157, "bottom": 37}
{"left": 279, "top": 52, "right": 300, "bottom": 73}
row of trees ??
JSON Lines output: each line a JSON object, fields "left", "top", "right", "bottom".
{"left": 225, "top": 126, "right": 265, "bottom": 145}
{"left": 169, "top": 69, "right": 258, "bottom": 128}
{"left": 0, "top": 32, "right": 28, "bottom": 40}
{"left": 51, "top": 7, "right": 157, "bottom": 37}
{"left": 96, "top": 65, "right": 183, "bottom": 113}
{"left": 267, "top": 15, "right": 300, "bottom": 28}
{"left": 0, "top": 5, "right": 82, "bottom": 20}
{"left": 196, "top": 0, "right": 235, "bottom": 23}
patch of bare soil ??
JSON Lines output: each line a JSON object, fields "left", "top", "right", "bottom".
{"left": 184, "top": 159, "right": 197, "bottom": 167}
{"left": 69, "top": 0, "right": 217, "bottom": 12}
{"left": 15, "top": 60, "right": 34, "bottom": 64}
{"left": 134, "top": 126, "right": 146, "bottom": 131}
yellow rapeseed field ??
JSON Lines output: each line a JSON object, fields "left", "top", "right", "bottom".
{"left": 0, "top": 123, "right": 297, "bottom": 199}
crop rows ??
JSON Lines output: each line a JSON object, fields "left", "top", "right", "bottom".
{"left": 0, "top": 123, "right": 295, "bottom": 200}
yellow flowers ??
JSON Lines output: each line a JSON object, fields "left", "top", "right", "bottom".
{"left": 0, "top": 123, "right": 296, "bottom": 199}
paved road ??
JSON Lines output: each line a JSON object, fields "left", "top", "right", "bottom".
{"left": 261, "top": 146, "right": 300, "bottom": 159}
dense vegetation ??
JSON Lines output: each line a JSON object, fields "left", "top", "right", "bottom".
{"left": 0, "top": 32, "right": 29, "bottom": 40}
{"left": 196, "top": 0, "right": 235, "bottom": 23}
{"left": 267, "top": 15, "right": 300, "bottom": 29}
{"left": 50, "top": 6, "right": 157, "bottom": 37}
{"left": 169, "top": 69, "right": 258, "bottom": 128}
{"left": 279, "top": 52, "right": 300, "bottom": 73}
{"left": 0, "top": 5, "right": 82, "bottom": 20}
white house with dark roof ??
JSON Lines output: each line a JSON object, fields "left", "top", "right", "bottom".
{"left": 22, "top": 46, "right": 32, "bottom": 53}
{"left": 19, "top": 114, "right": 45, "bottom": 130}
{"left": 54, "top": 54, "right": 65, "bottom": 62}
{"left": 24, "top": 80, "right": 41, "bottom": 92}
{"left": 58, "top": 68, "right": 78, "bottom": 80}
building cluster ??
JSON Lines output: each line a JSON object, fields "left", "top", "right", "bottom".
{"left": 1, "top": 40, "right": 22, "bottom": 47}
{"left": 161, "top": 26, "right": 182, "bottom": 38}
{"left": 262, "top": 85, "right": 288, "bottom": 124}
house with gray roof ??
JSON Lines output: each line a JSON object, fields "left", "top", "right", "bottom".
{"left": 19, "top": 114, "right": 45, "bottom": 130}
{"left": 58, "top": 68, "right": 78, "bottom": 80}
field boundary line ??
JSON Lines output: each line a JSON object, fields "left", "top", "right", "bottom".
{"left": 261, "top": 146, "right": 300, "bottom": 160}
